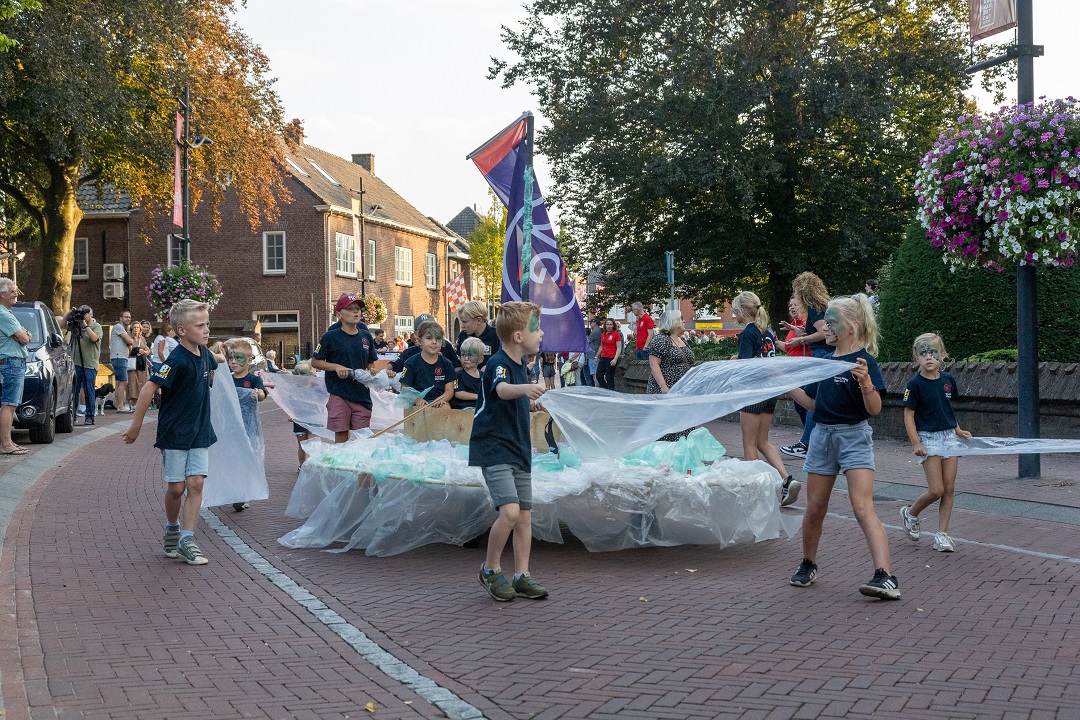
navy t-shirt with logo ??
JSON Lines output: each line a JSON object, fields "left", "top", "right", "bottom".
{"left": 313, "top": 326, "right": 372, "bottom": 408}
{"left": 456, "top": 324, "right": 502, "bottom": 368}
{"left": 469, "top": 349, "right": 531, "bottom": 469}
{"left": 903, "top": 372, "right": 959, "bottom": 432}
{"left": 450, "top": 368, "right": 483, "bottom": 410}
{"left": 391, "top": 340, "right": 460, "bottom": 373}
{"left": 737, "top": 323, "right": 777, "bottom": 359}
{"left": 401, "top": 352, "right": 455, "bottom": 401}
{"left": 151, "top": 344, "right": 218, "bottom": 450}
{"left": 806, "top": 349, "right": 884, "bottom": 425}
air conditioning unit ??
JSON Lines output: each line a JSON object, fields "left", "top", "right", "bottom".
{"left": 103, "top": 282, "right": 125, "bottom": 299}
{"left": 103, "top": 263, "right": 125, "bottom": 280}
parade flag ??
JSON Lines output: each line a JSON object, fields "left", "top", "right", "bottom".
{"left": 467, "top": 113, "right": 588, "bottom": 352}
{"left": 172, "top": 111, "right": 184, "bottom": 228}
{"left": 969, "top": 0, "right": 1016, "bottom": 41}
{"left": 443, "top": 274, "right": 468, "bottom": 313}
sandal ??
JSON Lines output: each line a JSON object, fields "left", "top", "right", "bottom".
{"left": 2, "top": 447, "right": 28, "bottom": 455}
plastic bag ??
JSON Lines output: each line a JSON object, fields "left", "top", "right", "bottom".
{"left": 203, "top": 377, "right": 268, "bottom": 507}
{"left": 267, "top": 371, "right": 403, "bottom": 436}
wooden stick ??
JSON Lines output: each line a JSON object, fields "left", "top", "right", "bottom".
{"left": 368, "top": 402, "right": 436, "bottom": 439}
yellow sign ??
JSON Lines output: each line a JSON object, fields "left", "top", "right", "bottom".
{"left": 695, "top": 322, "right": 726, "bottom": 329}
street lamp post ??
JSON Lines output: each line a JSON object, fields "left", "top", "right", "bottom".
{"left": 177, "top": 87, "right": 212, "bottom": 261}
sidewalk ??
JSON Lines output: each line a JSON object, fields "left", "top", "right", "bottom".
{"left": 2, "top": 402, "right": 1080, "bottom": 719}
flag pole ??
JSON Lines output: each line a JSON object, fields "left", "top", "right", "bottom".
{"left": 521, "top": 112, "right": 535, "bottom": 302}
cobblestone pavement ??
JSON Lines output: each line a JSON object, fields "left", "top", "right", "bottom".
{"left": 2, "top": 402, "right": 1079, "bottom": 719}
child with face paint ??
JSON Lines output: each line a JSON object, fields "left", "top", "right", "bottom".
{"left": 225, "top": 338, "right": 266, "bottom": 512}
{"left": 786, "top": 294, "right": 899, "bottom": 600}
{"left": 900, "top": 333, "right": 972, "bottom": 552}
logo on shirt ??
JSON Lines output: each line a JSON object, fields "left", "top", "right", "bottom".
{"left": 483, "top": 344, "right": 492, "bottom": 354}
{"left": 495, "top": 365, "right": 507, "bottom": 380}
{"left": 833, "top": 375, "right": 851, "bottom": 385}
{"left": 943, "top": 383, "right": 952, "bottom": 398}
{"left": 434, "top": 367, "right": 445, "bottom": 380}
{"left": 314, "top": 343, "right": 322, "bottom": 354}
{"left": 903, "top": 388, "right": 911, "bottom": 401}
{"left": 453, "top": 379, "right": 460, "bottom": 389}
{"left": 157, "top": 365, "right": 172, "bottom": 379}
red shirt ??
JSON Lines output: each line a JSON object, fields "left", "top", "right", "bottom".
{"left": 635, "top": 314, "right": 655, "bottom": 351}
{"left": 600, "top": 331, "right": 621, "bottom": 359}
{"left": 785, "top": 317, "right": 811, "bottom": 357}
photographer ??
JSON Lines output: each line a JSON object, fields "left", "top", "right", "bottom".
{"left": 69, "top": 305, "right": 102, "bottom": 426}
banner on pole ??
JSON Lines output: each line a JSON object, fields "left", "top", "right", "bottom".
{"left": 172, "top": 111, "right": 184, "bottom": 228}
{"left": 969, "top": 0, "right": 1017, "bottom": 41}
{"left": 468, "top": 114, "right": 588, "bottom": 352}
{"left": 443, "top": 274, "right": 468, "bottom": 313}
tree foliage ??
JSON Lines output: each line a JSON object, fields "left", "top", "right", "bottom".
{"left": 0, "top": 0, "right": 287, "bottom": 312}
{"left": 467, "top": 191, "right": 507, "bottom": 305}
{"left": 878, "top": 221, "right": 1080, "bottom": 363}
{"left": 492, "top": 0, "right": 1006, "bottom": 320}
{"left": 0, "top": 0, "right": 39, "bottom": 51}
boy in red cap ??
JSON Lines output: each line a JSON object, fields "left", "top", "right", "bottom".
{"left": 311, "top": 293, "right": 376, "bottom": 443}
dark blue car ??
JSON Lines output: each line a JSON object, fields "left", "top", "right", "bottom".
{"left": 11, "top": 301, "right": 76, "bottom": 443}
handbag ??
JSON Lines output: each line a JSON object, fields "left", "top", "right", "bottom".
{"left": 129, "top": 345, "right": 145, "bottom": 372}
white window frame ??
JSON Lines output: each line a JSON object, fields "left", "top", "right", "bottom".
{"left": 394, "top": 315, "right": 414, "bottom": 338}
{"left": 306, "top": 159, "right": 340, "bottom": 186}
{"left": 425, "top": 253, "right": 438, "bottom": 289}
{"left": 367, "top": 238, "right": 376, "bottom": 280}
{"left": 263, "top": 231, "right": 286, "bottom": 275}
{"left": 336, "top": 232, "right": 357, "bottom": 277}
{"left": 73, "top": 237, "right": 89, "bottom": 279}
{"left": 253, "top": 311, "right": 299, "bottom": 329}
{"left": 395, "top": 246, "right": 413, "bottom": 286}
{"left": 168, "top": 235, "right": 190, "bottom": 267}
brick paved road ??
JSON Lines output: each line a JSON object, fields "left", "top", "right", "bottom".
{"left": 2, "top": 403, "right": 1079, "bottom": 719}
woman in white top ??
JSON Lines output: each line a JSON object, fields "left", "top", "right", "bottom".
{"left": 153, "top": 323, "right": 178, "bottom": 370}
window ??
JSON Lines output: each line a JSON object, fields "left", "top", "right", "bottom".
{"left": 168, "top": 235, "right": 190, "bottom": 267}
{"left": 263, "top": 232, "right": 286, "bottom": 275}
{"left": 285, "top": 158, "right": 310, "bottom": 176}
{"left": 367, "top": 239, "right": 376, "bottom": 280}
{"left": 394, "top": 315, "right": 414, "bottom": 339}
{"left": 395, "top": 246, "right": 412, "bottom": 285}
{"left": 306, "top": 159, "right": 340, "bottom": 186}
{"left": 425, "top": 253, "right": 438, "bottom": 289}
{"left": 336, "top": 232, "right": 356, "bottom": 277}
{"left": 253, "top": 311, "right": 299, "bottom": 329}
{"left": 73, "top": 237, "right": 89, "bottom": 279}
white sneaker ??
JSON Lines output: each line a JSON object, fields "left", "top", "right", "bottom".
{"left": 781, "top": 477, "right": 802, "bottom": 507}
{"left": 780, "top": 442, "right": 808, "bottom": 459}
{"left": 933, "top": 532, "right": 955, "bottom": 552}
{"left": 76, "top": 406, "right": 86, "bottom": 417}
{"left": 901, "top": 506, "right": 920, "bottom": 540}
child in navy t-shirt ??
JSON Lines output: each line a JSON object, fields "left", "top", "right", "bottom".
{"left": 899, "top": 333, "right": 972, "bottom": 553}
{"left": 451, "top": 337, "right": 485, "bottom": 410}
{"left": 400, "top": 322, "right": 455, "bottom": 408}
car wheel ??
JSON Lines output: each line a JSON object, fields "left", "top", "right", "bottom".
{"left": 28, "top": 395, "right": 56, "bottom": 444}
{"left": 56, "top": 383, "right": 75, "bottom": 434}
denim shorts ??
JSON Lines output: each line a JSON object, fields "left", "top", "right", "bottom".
{"left": 0, "top": 357, "right": 25, "bottom": 406}
{"left": 804, "top": 421, "right": 875, "bottom": 475}
{"left": 161, "top": 447, "right": 210, "bottom": 483}
{"left": 482, "top": 463, "right": 533, "bottom": 511}
{"left": 917, "top": 429, "right": 959, "bottom": 464}
{"left": 111, "top": 357, "right": 129, "bottom": 381}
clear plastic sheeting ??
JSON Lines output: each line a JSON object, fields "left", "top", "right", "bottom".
{"left": 203, "top": 377, "right": 268, "bottom": 507}
{"left": 925, "top": 435, "right": 1080, "bottom": 456}
{"left": 540, "top": 357, "right": 857, "bottom": 460}
{"left": 279, "top": 433, "right": 785, "bottom": 556}
{"left": 266, "top": 371, "right": 403, "bottom": 438}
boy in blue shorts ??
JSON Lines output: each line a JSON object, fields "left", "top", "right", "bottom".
{"left": 471, "top": 301, "right": 547, "bottom": 601}
{"left": 123, "top": 299, "right": 217, "bottom": 566}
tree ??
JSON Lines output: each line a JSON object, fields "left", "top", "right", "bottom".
{"left": 468, "top": 191, "right": 507, "bottom": 307}
{"left": 0, "top": 0, "right": 39, "bottom": 51}
{"left": 492, "top": 0, "right": 1007, "bottom": 321}
{"left": 0, "top": 0, "right": 287, "bottom": 312}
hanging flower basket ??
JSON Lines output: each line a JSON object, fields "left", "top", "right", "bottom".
{"left": 357, "top": 294, "right": 387, "bottom": 326}
{"left": 145, "top": 262, "right": 223, "bottom": 318}
{"left": 915, "top": 97, "right": 1080, "bottom": 271}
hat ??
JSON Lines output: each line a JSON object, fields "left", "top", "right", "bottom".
{"left": 334, "top": 292, "right": 364, "bottom": 314}
{"left": 413, "top": 314, "right": 435, "bottom": 330}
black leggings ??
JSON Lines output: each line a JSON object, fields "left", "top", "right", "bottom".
{"left": 596, "top": 356, "right": 616, "bottom": 390}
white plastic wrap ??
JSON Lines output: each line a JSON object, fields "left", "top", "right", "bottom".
{"left": 266, "top": 371, "right": 403, "bottom": 437}
{"left": 203, "top": 376, "right": 269, "bottom": 507}
{"left": 921, "top": 435, "right": 1080, "bottom": 456}
{"left": 540, "top": 357, "right": 856, "bottom": 459}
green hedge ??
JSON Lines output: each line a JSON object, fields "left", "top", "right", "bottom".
{"left": 878, "top": 221, "right": 1080, "bottom": 362}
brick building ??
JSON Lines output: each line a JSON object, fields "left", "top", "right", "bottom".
{"left": 43, "top": 133, "right": 459, "bottom": 363}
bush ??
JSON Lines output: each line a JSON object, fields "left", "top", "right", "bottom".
{"left": 689, "top": 338, "right": 739, "bottom": 362}
{"left": 878, "top": 221, "right": 1080, "bottom": 362}
{"left": 962, "top": 349, "right": 1018, "bottom": 362}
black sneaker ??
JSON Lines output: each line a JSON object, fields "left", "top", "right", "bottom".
{"left": 790, "top": 558, "right": 817, "bottom": 587}
{"left": 83, "top": 416, "right": 95, "bottom": 426}
{"left": 859, "top": 568, "right": 901, "bottom": 600}
{"left": 781, "top": 477, "right": 802, "bottom": 507}
{"left": 780, "top": 442, "right": 808, "bottom": 459}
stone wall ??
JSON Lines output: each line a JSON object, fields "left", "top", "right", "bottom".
{"left": 616, "top": 358, "right": 1080, "bottom": 440}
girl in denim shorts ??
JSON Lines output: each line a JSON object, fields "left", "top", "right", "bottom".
{"left": 899, "top": 333, "right": 972, "bottom": 553}
{"left": 786, "top": 295, "right": 899, "bottom": 600}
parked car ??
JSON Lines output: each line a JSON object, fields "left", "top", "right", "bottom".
{"left": 10, "top": 301, "right": 76, "bottom": 443}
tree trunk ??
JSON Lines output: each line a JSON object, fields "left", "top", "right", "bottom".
{"left": 37, "top": 163, "right": 83, "bottom": 315}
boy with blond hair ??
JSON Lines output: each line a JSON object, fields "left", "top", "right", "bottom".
{"left": 123, "top": 299, "right": 217, "bottom": 566}
{"left": 471, "top": 301, "right": 548, "bottom": 601}
{"left": 456, "top": 300, "right": 500, "bottom": 369}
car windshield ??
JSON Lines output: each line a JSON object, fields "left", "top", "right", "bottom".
{"left": 11, "top": 307, "right": 44, "bottom": 348}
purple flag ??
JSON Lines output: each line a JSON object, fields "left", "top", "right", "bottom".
{"left": 468, "top": 114, "right": 588, "bottom": 352}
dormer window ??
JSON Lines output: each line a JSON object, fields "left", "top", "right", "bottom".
{"left": 306, "top": 159, "right": 340, "bottom": 186}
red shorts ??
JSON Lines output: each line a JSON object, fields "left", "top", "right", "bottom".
{"left": 326, "top": 394, "right": 372, "bottom": 432}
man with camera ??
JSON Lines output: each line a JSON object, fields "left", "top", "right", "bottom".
{"left": 68, "top": 305, "right": 102, "bottom": 426}
{"left": 0, "top": 278, "right": 32, "bottom": 454}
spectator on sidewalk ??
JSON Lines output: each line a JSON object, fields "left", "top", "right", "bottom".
{"left": 645, "top": 310, "right": 695, "bottom": 440}
{"left": 110, "top": 310, "right": 135, "bottom": 412}
{"left": 583, "top": 317, "right": 601, "bottom": 386}
{"left": 126, "top": 321, "right": 152, "bottom": 409}
{"left": 264, "top": 350, "right": 282, "bottom": 373}
{"left": 865, "top": 279, "right": 880, "bottom": 315}
{"left": 777, "top": 295, "right": 811, "bottom": 431}
{"left": 780, "top": 271, "right": 831, "bottom": 459}
{"left": 596, "top": 318, "right": 622, "bottom": 390}
{"left": 0, "top": 278, "right": 31, "bottom": 454}
{"left": 153, "top": 323, "right": 178, "bottom": 372}
{"left": 631, "top": 302, "right": 655, "bottom": 361}
{"left": 70, "top": 305, "right": 102, "bottom": 426}
{"left": 123, "top": 299, "right": 218, "bottom": 566}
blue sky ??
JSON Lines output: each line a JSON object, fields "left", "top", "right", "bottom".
{"left": 233, "top": 1, "right": 1077, "bottom": 226}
